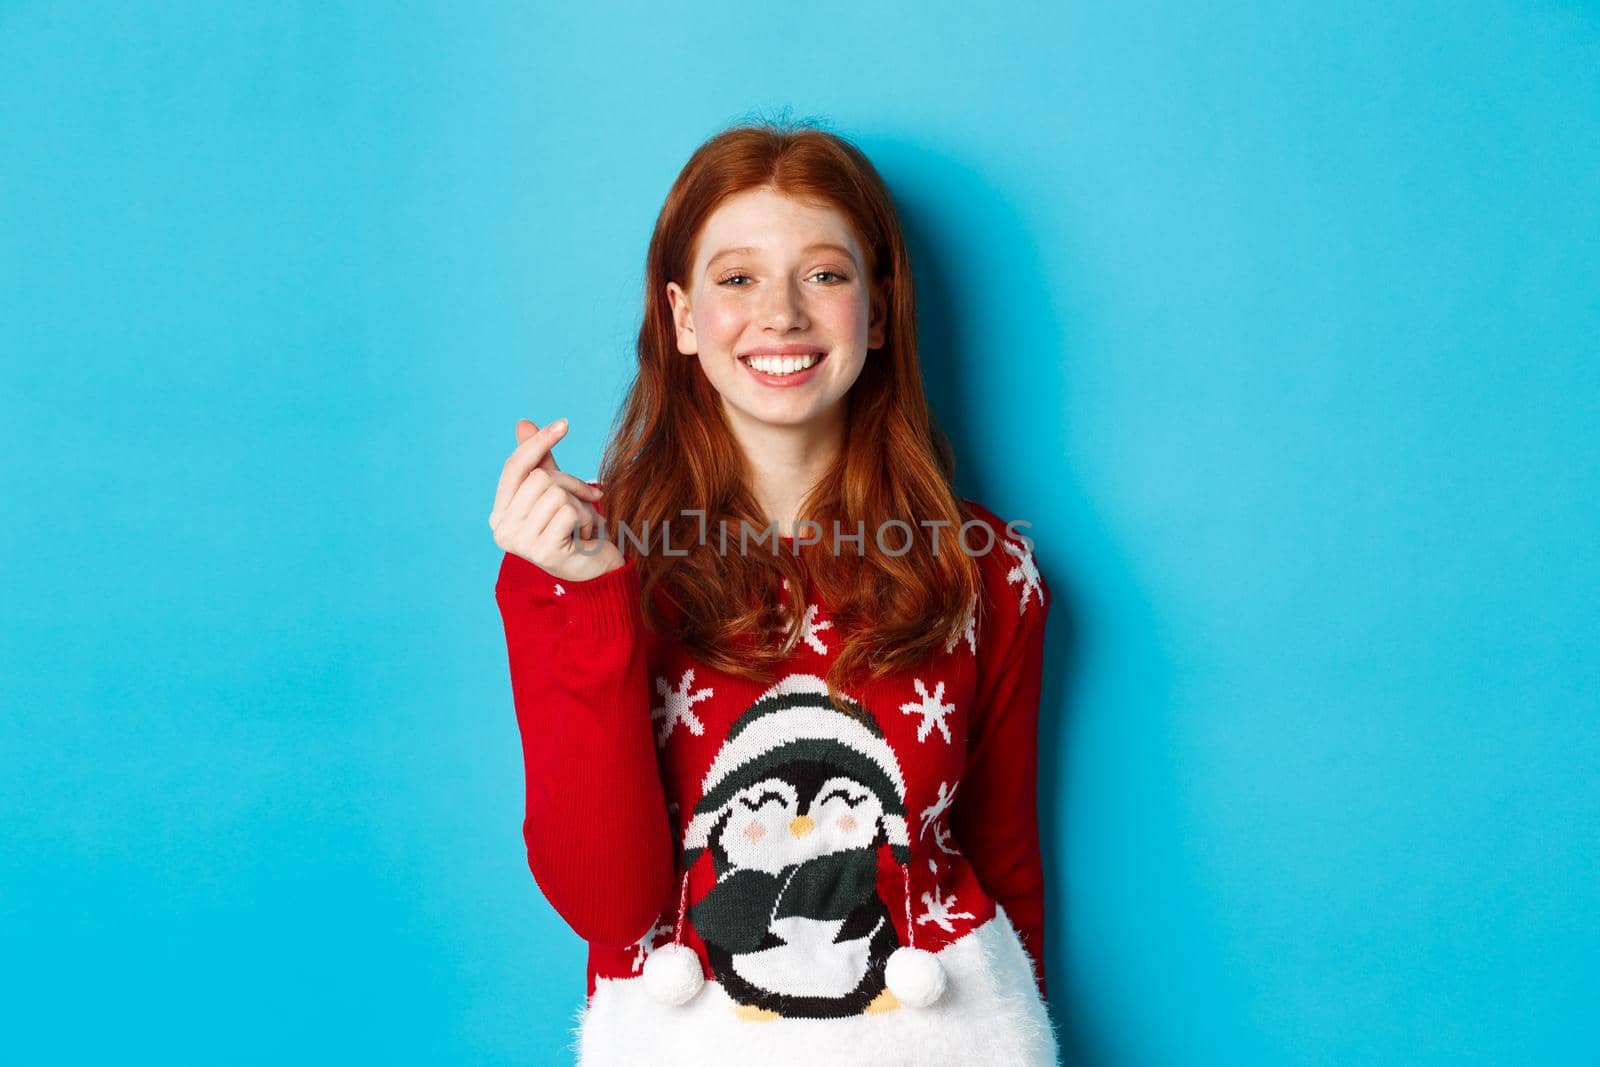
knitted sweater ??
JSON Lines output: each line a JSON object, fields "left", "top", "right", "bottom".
{"left": 494, "top": 499, "right": 1058, "bottom": 1066}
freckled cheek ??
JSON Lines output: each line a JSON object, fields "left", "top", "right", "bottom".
{"left": 817, "top": 293, "right": 870, "bottom": 339}
{"left": 835, "top": 815, "right": 857, "bottom": 833}
{"left": 698, "top": 303, "right": 747, "bottom": 348}
{"left": 743, "top": 821, "right": 766, "bottom": 842}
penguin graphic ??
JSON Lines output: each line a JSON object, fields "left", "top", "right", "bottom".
{"left": 681, "top": 674, "right": 915, "bottom": 1021}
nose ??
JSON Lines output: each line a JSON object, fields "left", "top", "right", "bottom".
{"left": 789, "top": 814, "right": 815, "bottom": 838}
{"left": 761, "top": 276, "right": 808, "bottom": 331}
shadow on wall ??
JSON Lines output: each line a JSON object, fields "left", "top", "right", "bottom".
{"left": 877, "top": 137, "right": 1101, "bottom": 1065}
{"left": 872, "top": 133, "right": 1204, "bottom": 1066}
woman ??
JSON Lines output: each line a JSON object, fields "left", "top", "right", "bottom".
{"left": 489, "top": 120, "right": 1058, "bottom": 1065}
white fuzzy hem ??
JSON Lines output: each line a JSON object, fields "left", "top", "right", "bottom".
{"left": 569, "top": 905, "right": 1059, "bottom": 1066}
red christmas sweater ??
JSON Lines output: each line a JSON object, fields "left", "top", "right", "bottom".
{"left": 494, "top": 499, "right": 1055, "bottom": 1062}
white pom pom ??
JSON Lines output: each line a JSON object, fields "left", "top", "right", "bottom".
{"left": 642, "top": 943, "right": 704, "bottom": 1005}
{"left": 885, "top": 945, "right": 946, "bottom": 1008}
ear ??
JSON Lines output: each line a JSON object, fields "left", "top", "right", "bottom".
{"left": 666, "top": 281, "right": 698, "bottom": 356}
{"left": 867, "top": 277, "right": 889, "bottom": 350}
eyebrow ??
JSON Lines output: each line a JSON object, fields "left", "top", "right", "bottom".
{"left": 705, "top": 242, "right": 857, "bottom": 269}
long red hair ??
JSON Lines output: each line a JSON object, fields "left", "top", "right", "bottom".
{"left": 595, "top": 118, "right": 983, "bottom": 711}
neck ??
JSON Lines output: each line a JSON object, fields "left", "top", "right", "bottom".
{"left": 722, "top": 400, "right": 846, "bottom": 532}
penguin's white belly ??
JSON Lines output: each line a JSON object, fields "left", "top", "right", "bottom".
{"left": 730, "top": 914, "right": 883, "bottom": 997}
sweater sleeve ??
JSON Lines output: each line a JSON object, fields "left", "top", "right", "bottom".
{"left": 951, "top": 537, "right": 1052, "bottom": 1001}
{"left": 495, "top": 550, "right": 676, "bottom": 948}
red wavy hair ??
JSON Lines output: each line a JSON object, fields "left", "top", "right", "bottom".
{"left": 595, "top": 118, "right": 984, "bottom": 711}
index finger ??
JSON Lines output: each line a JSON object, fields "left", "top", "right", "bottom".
{"left": 493, "top": 418, "right": 568, "bottom": 519}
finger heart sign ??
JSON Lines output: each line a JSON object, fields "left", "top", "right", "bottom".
{"left": 489, "top": 418, "right": 625, "bottom": 583}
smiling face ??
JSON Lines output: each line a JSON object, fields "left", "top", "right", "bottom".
{"left": 667, "top": 186, "right": 888, "bottom": 436}
{"left": 715, "top": 771, "right": 887, "bottom": 875}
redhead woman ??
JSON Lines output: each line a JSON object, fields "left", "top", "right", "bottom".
{"left": 489, "top": 120, "right": 1058, "bottom": 1066}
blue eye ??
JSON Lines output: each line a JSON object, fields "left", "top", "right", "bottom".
{"left": 716, "top": 271, "right": 849, "bottom": 286}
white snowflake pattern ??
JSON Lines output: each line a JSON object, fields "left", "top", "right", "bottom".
{"left": 916, "top": 857, "right": 975, "bottom": 933}
{"left": 553, "top": 583, "right": 566, "bottom": 597}
{"left": 899, "top": 678, "right": 954, "bottom": 743}
{"left": 942, "top": 593, "right": 977, "bottom": 655}
{"left": 651, "top": 668, "right": 712, "bottom": 746}
{"left": 768, "top": 577, "right": 833, "bottom": 654}
{"left": 1002, "top": 537, "right": 1044, "bottom": 616}
{"left": 918, "top": 780, "right": 959, "bottom": 841}
{"left": 628, "top": 920, "right": 676, "bottom": 973}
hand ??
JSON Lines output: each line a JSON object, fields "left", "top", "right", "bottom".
{"left": 489, "top": 418, "right": 625, "bottom": 583}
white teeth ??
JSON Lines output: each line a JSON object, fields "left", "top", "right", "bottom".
{"left": 745, "top": 352, "right": 821, "bottom": 375}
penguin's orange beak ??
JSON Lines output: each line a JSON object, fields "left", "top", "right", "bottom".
{"left": 789, "top": 815, "right": 816, "bottom": 837}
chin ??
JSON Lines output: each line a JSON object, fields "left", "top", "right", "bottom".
{"left": 746, "top": 410, "right": 827, "bottom": 430}
{"left": 749, "top": 396, "right": 847, "bottom": 424}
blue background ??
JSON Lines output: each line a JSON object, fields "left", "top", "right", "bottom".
{"left": 4, "top": 3, "right": 1596, "bottom": 1064}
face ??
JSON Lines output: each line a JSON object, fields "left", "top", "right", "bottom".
{"left": 717, "top": 775, "right": 885, "bottom": 874}
{"left": 667, "top": 186, "right": 887, "bottom": 435}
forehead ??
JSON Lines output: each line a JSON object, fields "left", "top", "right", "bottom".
{"left": 693, "top": 187, "right": 863, "bottom": 268}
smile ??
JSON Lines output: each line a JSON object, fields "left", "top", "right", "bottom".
{"left": 739, "top": 350, "right": 828, "bottom": 386}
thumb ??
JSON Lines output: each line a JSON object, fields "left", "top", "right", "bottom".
{"left": 517, "top": 417, "right": 567, "bottom": 475}
{"left": 517, "top": 418, "right": 561, "bottom": 470}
